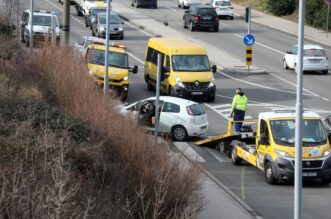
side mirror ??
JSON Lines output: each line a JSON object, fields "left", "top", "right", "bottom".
{"left": 161, "top": 72, "right": 170, "bottom": 81}
{"left": 130, "top": 65, "right": 138, "bottom": 74}
{"left": 212, "top": 64, "right": 217, "bottom": 73}
{"left": 259, "top": 134, "right": 269, "bottom": 145}
{"left": 91, "top": 17, "right": 96, "bottom": 23}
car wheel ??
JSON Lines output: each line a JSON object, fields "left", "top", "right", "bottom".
{"left": 207, "top": 94, "right": 215, "bottom": 102}
{"left": 213, "top": 25, "right": 219, "bottom": 32}
{"left": 147, "top": 78, "right": 154, "bottom": 91}
{"left": 283, "top": 59, "right": 289, "bottom": 70}
{"left": 321, "top": 178, "right": 330, "bottom": 185}
{"left": 230, "top": 16, "right": 234, "bottom": 20}
{"left": 323, "top": 70, "right": 328, "bottom": 75}
{"left": 154, "top": 4, "right": 157, "bottom": 9}
{"left": 265, "top": 162, "right": 277, "bottom": 185}
{"left": 136, "top": 3, "right": 139, "bottom": 8}
{"left": 231, "top": 146, "right": 241, "bottom": 165}
{"left": 178, "top": 0, "right": 181, "bottom": 7}
{"left": 85, "top": 18, "right": 88, "bottom": 27}
{"left": 189, "top": 22, "right": 195, "bottom": 31}
{"left": 172, "top": 125, "right": 188, "bottom": 141}
{"left": 119, "top": 34, "right": 124, "bottom": 40}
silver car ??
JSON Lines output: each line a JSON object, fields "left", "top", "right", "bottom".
{"left": 91, "top": 12, "right": 124, "bottom": 40}
{"left": 120, "top": 96, "right": 209, "bottom": 141}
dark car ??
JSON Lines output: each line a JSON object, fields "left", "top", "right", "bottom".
{"left": 91, "top": 12, "right": 124, "bottom": 40}
{"left": 131, "top": 0, "right": 157, "bottom": 9}
{"left": 183, "top": 5, "right": 219, "bottom": 32}
{"left": 85, "top": 7, "right": 106, "bottom": 28}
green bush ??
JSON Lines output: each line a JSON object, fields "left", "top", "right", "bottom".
{"left": 306, "top": 0, "right": 331, "bottom": 30}
{"left": 263, "top": 0, "right": 296, "bottom": 16}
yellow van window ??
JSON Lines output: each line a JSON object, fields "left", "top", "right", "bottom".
{"left": 172, "top": 55, "right": 210, "bottom": 72}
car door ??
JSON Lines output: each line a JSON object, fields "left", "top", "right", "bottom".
{"left": 256, "top": 119, "right": 271, "bottom": 170}
{"left": 286, "top": 46, "right": 298, "bottom": 69}
{"left": 159, "top": 102, "right": 181, "bottom": 133}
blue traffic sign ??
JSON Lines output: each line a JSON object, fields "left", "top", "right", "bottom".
{"left": 243, "top": 34, "right": 255, "bottom": 46}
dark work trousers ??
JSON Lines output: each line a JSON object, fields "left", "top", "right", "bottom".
{"left": 233, "top": 109, "right": 245, "bottom": 132}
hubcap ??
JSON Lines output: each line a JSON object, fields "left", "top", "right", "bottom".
{"left": 266, "top": 167, "right": 272, "bottom": 178}
{"left": 231, "top": 148, "right": 236, "bottom": 161}
{"left": 174, "top": 127, "right": 185, "bottom": 140}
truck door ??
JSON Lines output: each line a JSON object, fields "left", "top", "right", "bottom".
{"left": 256, "top": 119, "right": 270, "bottom": 169}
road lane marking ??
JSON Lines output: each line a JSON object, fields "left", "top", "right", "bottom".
{"left": 234, "top": 34, "right": 285, "bottom": 55}
{"left": 127, "top": 51, "right": 145, "bottom": 65}
{"left": 174, "top": 142, "right": 206, "bottom": 163}
{"left": 217, "top": 68, "right": 316, "bottom": 97}
{"left": 205, "top": 148, "right": 231, "bottom": 163}
{"left": 165, "top": 6, "right": 177, "bottom": 12}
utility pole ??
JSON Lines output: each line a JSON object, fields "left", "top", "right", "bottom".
{"left": 62, "top": 0, "right": 70, "bottom": 46}
{"left": 30, "top": 0, "right": 34, "bottom": 49}
{"left": 104, "top": 0, "right": 112, "bottom": 94}
{"left": 154, "top": 54, "right": 161, "bottom": 142}
{"left": 294, "top": 0, "right": 305, "bottom": 219}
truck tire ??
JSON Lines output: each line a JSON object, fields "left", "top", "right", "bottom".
{"left": 264, "top": 162, "right": 277, "bottom": 185}
{"left": 231, "top": 146, "right": 241, "bottom": 165}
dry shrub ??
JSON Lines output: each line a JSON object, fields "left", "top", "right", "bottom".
{"left": 8, "top": 45, "right": 203, "bottom": 218}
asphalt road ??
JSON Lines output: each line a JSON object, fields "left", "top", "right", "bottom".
{"left": 18, "top": 0, "right": 331, "bottom": 218}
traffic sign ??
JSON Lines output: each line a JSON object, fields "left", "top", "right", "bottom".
{"left": 325, "top": 0, "right": 331, "bottom": 4}
{"left": 243, "top": 34, "right": 255, "bottom": 46}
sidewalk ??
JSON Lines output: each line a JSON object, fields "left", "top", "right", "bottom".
{"left": 232, "top": 3, "right": 331, "bottom": 47}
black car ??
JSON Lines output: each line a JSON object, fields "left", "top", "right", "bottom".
{"left": 183, "top": 5, "right": 219, "bottom": 32}
{"left": 131, "top": 0, "right": 157, "bottom": 9}
{"left": 85, "top": 7, "right": 106, "bottom": 29}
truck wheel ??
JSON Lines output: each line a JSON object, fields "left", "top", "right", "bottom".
{"left": 147, "top": 78, "right": 154, "bottom": 91}
{"left": 265, "top": 162, "right": 277, "bottom": 185}
{"left": 172, "top": 125, "right": 188, "bottom": 141}
{"left": 207, "top": 94, "right": 215, "bottom": 102}
{"left": 283, "top": 59, "right": 289, "bottom": 70}
{"left": 321, "top": 178, "right": 330, "bottom": 185}
{"left": 231, "top": 146, "right": 241, "bottom": 165}
{"left": 322, "top": 70, "right": 328, "bottom": 75}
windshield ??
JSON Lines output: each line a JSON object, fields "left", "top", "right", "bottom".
{"left": 91, "top": 8, "right": 106, "bottom": 16}
{"left": 172, "top": 55, "right": 211, "bottom": 72}
{"left": 33, "top": 15, "right": 58, "bottom": 26}
{"left": 304, "top": 49, "right": 326, "bottom": 57}
{"left": 270, "top": 119, "right": 327, "bottom": 146}
{"left": 98, "top": 14, "right": 121, "bottom": 24}
{"left": 88, "top": 49, "right": 128, "bottom": 69}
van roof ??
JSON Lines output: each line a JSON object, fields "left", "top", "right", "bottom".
{"left": 148, "top": 38, "right": 207, "bottom": 55}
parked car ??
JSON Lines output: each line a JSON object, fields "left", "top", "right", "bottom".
{"left": 91, "top": 12, "right": 124, "bottom": 39}
{"left": 131, "top": 0, "right": 157, "bottom": 8}
{"left": 210, "top": 0, "right": 233, "bottom": 19}
{"left": 120, "top": 96, "right": 209, "bottom": 141}
{"left": 283, "top": 45, "right": 329, "bottom": 74}
{"left": 325, "top": 115, "right": 331, "bottom": 133}
{"left": 183, "top": 4, "right": 219, "bottom": 32}
{"left": 85, "top": 7, "right": 106, "bottom": 28}
{"left": 178, "top": 0, "right": 202, "bottom": 9}
{"left": 21, "top": 9, "right": 60, "bottom": 47}
{"left": 73, "top": 35, "right": 108, "bottom": 56}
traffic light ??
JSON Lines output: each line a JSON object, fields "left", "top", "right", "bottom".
{"left": 245, "top": 7, "right": 250, "bottom": 23}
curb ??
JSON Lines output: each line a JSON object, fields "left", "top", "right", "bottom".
{"left": 172, "top": 143, "right": 263, "bottom": 219}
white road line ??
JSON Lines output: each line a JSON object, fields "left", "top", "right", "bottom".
{"left": 212, "top": 103, "right": 231, "bottom": 109}
{"left": 165, "top": 6, "right": 177, "bottom": 12}
{"left": 127, "top": 51, "right": 145, "bottom": 65}
{"left": 245, "top": 116, "right": 253, "bottom": 119}
{"left": 205, "top": 148, "right": 231, "bottom": 163}
{"left": 217, "top": 68, "right": 316, "bottom": 97}
{"left": 205, "top": 103, "right": 231, "bottom": 121}
{"left": 123, "top": 21, "right": 154, "bottom": 37}
{"left": 234, "top": 34, "right": 285, "bottom": 55}
{"left": 216, "top": 109, "right": 231, "bottom": 113}
{"left": 174, "top": 142, "right": 206, "bottom": 163}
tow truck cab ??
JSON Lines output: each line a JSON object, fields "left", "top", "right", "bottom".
{"left": 85, "top": 42, "right": 138, "bottom": 101}
{"left": 231, "top": 111, "right": 331, "bottom": 184}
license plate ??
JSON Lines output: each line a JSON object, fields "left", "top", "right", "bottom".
{"left": 203, "top": 16, "right": 211, "bottom": 20}
{"left": 303, "top": 172, "right": 317, "bottom": 177}
{"left": 201, "top": 126, "right": 207, "bottom": 129}
{"left": 191, "top": 92, "right": 203, "bottom": 95}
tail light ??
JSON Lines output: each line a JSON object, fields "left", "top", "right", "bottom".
{"left": 193, "top": 16, "right": 199, "bottom": 23}
{"left": 186, "top": 106, "right": 193, "bottom": 116}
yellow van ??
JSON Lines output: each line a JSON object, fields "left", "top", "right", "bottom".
{"left": 85, "top": 42, "right": 138, "bottom": 101}
{"left": 144, "top": 38, "right": 217, "bottom": 102}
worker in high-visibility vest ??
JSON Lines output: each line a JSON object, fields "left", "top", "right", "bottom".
{"left": 230, "top": 88, "right": 248, "bottom": 133}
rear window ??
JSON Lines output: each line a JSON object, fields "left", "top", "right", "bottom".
{"left": 304, "top": 49, "right": 326, "bottom": 57}
{"left": 197, "top": 8, "right": 217, "bottom": 16}
{"left": 215, "top": 1, "right": 231, "bottom": 6}
{"left": 187, "top": 104, "right": 205, "bottom": 116}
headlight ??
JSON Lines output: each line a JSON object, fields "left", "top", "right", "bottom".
{"left": 208, "top": 75, "right": 215, "bottom": 88}
{"left": 88, "top": 71, "right": 94, "bottom": 76}
{"left": 119, "top": 27, "right": 123, "bottom": 31}
{"left": 323, "top": 148, "right": 331, "bottom": 157}
{"left": 175, "top": 76, "right": 184, "bottom": 87}
{"left": 123, "top": 76, "right": 128, "bottom": 81}
{"left": 99, "top": 27, "right": 105, "bottom": 32}
{"left": 275, "top": 149, "right": 292, "bottom": 158}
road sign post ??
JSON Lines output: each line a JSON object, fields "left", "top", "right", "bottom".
{"left": 104, "top": 0, "right": 112, "bottom": 94}
{"left": 155, "top": 54, "right": 161, "bottom": 142}
{"left": 62, "top": 0, "right": 70, "bottom": 46}
{"left": 243, "top": 34, "right": 255, "bottom": 71}
{"left": 295, "top": 1, "right": 305, "bottom": 219}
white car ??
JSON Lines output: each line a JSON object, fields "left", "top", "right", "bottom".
{"left": 120, "top": 96, "right": 209, "bottom": 141}
{"left": 210, "top": 0, "right": 234, "bottom": 19}
{"left": 178, "top": 0, "right": 202, "bottom": 9}
{"left": 283, "top": 45, "right": 329, "bottom": 74}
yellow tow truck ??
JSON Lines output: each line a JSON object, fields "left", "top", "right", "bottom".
{"left": 196, "top": 110, "right": 331, "bottom": 184}
{"left": 85, "top": 41, "right": 138, "bottom": 101}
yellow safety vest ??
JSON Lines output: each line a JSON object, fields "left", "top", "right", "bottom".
{"left": 231, "top": 94, "right": 248, "bottom": 112}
